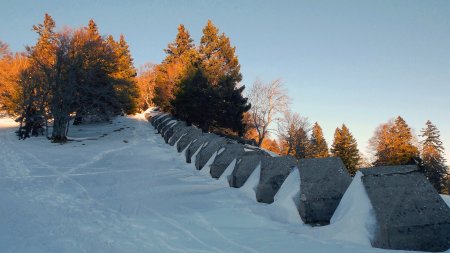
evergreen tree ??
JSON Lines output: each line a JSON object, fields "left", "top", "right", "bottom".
{"left": 309, "top": 122, "right": 329, "bottom": 158}
{"left": 294, "top": 127, "right": 310, "bottom": 159}
{"left": 331, "top": 124, "right": 360, "bottom": 176}
{"left": 109, "top": 34, "right": 139, "bottom": 114}
{"left": 153, "top": 24, "right": 197, "bottom": 112}
{"left": 420, "top": 120, "right": 448, "bottom": 193}
{"left": 372, "top": 116, "right": 419, "bottom": 166}
{"left": 199, "top": 20, "right": 241, "bottom": 85}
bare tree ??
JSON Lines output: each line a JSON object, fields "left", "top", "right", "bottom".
{"left": 137, "top": 63, "right": 156, "bottom": 111}
{"left": 247, "top": 78, "right": 290, "bottom": 147}
{"left": 277, "top": 110, "right": 310, "bottom": 157}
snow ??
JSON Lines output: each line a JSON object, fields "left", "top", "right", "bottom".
{"left": 1, "top": 113, "right": 448, "bottom": 253}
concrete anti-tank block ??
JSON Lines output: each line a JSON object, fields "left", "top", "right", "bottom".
{"left": 195, "top": 136, "right": 227, "bottom": 170}
{"left": 210, "top": 143, "right": 245, "bottom": 179}
{"left": 256, "top": 155, "right": 298, "bottom": 204}
{"left": 228, "top": 151, "right": 268, "bottom": 188}
{"left": 176, "top": 127, "right": 202, "bottom": 152}
{"left": 185, "top": 133, "right": 216, "bottom": 163}
{"left": 360, "top": 165, "right": 450, "bottom": 252}
{"left": 297, "top": 157, "right": 352, "bottom": 225}
{"left": 164, "top": 121, "right": 187, "bottom": 143}
{"left": 168, "top": 126, "right": 191, "bottom": 146}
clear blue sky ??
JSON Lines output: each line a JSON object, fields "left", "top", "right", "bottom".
{"left": 1, "top": 0, "right": 449, "bottom": 162}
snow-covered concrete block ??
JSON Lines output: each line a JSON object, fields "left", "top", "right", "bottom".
{"left": 195, "top": 136, "right": 227, "bottom": 170}
{"left": 168, "top": 125, "right": 191, "bottom": 146}
{"left": 185, "top": 133, "right": 216, "bottom": 163}
{"left": 153, "top": 114, "right": 170, "bottom": 128}
{"left": 298, "top": 157, "right": 352, "bottom": 225}
{"left": 176, "top": 127, "right": 202, "bottom": 152}
{"left": 163, "top": 121, "right": 186, "bottom": 143}
{"left": 156, "top": 116, "right": 175, "bottom": 133}
{"left": 256, "top": 155, "right": 298, "bottom": 204}
{"left": 360, "top": 165, "right": 450, "bottom": 252}
{"left": 228, "top": 151, "right": 267, "bottom": 188}
{"left": 161, "top": 120, "right": 179, "bottom": 137}
{"left": 210, "top": 143, "right": 245, "bottom": 179}
{"left": 149, "top": 113, "right": 164, "bottom": 125}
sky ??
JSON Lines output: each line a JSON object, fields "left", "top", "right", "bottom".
{"left": 1, "top": 0, "right": 449, "bottom": 162}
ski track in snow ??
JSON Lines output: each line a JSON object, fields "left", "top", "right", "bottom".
{"left": 0, "top": 115, "right": 447, "bottom": 253}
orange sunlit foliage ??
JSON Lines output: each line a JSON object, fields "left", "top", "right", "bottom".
{"left": 0, "top": 42, "right": 29, "bottom": 115}
{"left": 136, "top": 63, "right": 157, "bottom": 111}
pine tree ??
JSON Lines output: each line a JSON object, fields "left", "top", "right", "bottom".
{"left": 153, "top": 24, "right": 197, "bottom": 112}
{"left": 331, "top": 124, "right": 360, "bottom": 176}
{"left": 199, "top": 20, "right": 241, "bottom": 85}
{"left": 420, "top": 121, "right": 448, "bottom": 193}
{"left": 109, "top": 34, "right": 139, "bottom": 114}
{"left": 294, "top": 127, "right": 310, "bottom": 159}
{"left": 309, "top": 122, "right": 329, "bottom": 158}
{"left": 372, "top": 116, "right": 419, "bottom": 166}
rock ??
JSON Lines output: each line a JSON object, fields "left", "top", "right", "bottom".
{"left": 210, "top": 143, "right": 245, "bottom": 179}
{"left": 256, "top": 156, "right": 298, "bottom": 204}
{"left": 195, "top": 136, "right": 227, "bottom": 170}
{"left": 185, "top": 133, "right": 216, "bottom": 163}
{"left": 297, "top": 157, "right": 352, "bottom": 225}
{"left": 228, "top": 151, "right": 268, "bottom": 188}
{"left": 163, "top": 121, "right": 186, "bottom": 143}
{"left": 176, "top": 127, "right": 202, "bottom": 152}
{"left": 360, "top": 165, "right": 450, "bottom": 252}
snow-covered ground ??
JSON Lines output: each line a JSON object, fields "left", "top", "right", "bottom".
{"left": 0, "top": 114, "right": 448, "bottom": 253}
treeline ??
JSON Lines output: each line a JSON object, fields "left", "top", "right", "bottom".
{"left": 0, "top": 14, "right": 139, "bottom": 141}
{"left": 1, "top": 17, "right": 448, "bottom": 193}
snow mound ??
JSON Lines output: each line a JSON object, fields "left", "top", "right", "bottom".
{"left": 269, "top": 168, "right": 303, "bottom": 224}
{"left": 240, "top": 162, "right": 261, "bottom": 200}
{"left": 328, "top": 172, "right": 377, "bottom": 246}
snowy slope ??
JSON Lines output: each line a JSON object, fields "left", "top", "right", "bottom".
{"left": 0, "top": 114, "right": 448, "bottom": 253}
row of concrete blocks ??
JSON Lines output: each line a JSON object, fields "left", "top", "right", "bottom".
{"left": 149, "top": 113, "right": 450, "bottom": 252}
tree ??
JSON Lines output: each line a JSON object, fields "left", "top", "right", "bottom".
{"left": 277, "top": 110, "right": 310, "bottom": 158}
{"left": 136, "top": 63, "right": 156, "bottom": 111}
{"left": 199, "top": 20, "right": 241, "bottom": 85}
{"left": 248, "top": 79, "right": 290, "bottom": 147}
{"left": 309, "top": 122, "right": 329, "bottom": 158}
{"left": 331, "top": 124, "right": 360, "bottom": 176}
{"left": 109, "top": 34, "right": 139, "bottom": 114}
{"left": 420, "top": 121, "right": 448, "bottom": 193}
{"left": 171, "top": 65, "right": 250, "bottom": 134}
{"left": 153, "top": 24, "right": 197, "bottom": 112}
{"left": 370, "top": 116, "right": 420, "bottom": 166}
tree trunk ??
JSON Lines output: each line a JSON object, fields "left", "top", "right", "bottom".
{"left": 52, "top": 115, "right": 69, "bottom": 142}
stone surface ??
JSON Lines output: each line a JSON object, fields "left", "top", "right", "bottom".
{"left": 149, "top": 113, "right": 164, "bottom": 126}
{"left": 195, "top": 136, "right": 227, "bottom": 170}
{"left": 176, "top": 127, "right": 202, "bottom": 152}
{"left": 297, "top": 157, "right": 352, "bottom": 225}
{"left": 168, "top": 126, "right": 191, "bottom": 146}
{"left": 210, "top": 143, "right": 245, "bottom": 179}
{"left": 185, "top": 133, "right": 216, "bottom": 163}
{"left": 163, "top": 121, "right": 186, "bottom": 143}
{"left": 256, "top": 156, "right": 298, "bottom": 204}
{"left": 228, "top": 151, "right": 268, "bottom": 188}
{"left": 156, "top": 117, "right": 174, "bottom": 133}
{"left": 159, "top": 119, "right": 176, "bottom": 135}
{"left": 360, "top": 165, "right": 450, "bottom": 252}
{"left": 153, "top": 114, "right": 170, "bottom": 128}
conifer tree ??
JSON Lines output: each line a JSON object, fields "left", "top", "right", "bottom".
{"left": 294, "top": 127, "right": 310, "bottom": 159}
{"left": 371, "top": 116, "right": 419, "bottom": 166}
{"left": 420, "top": 121, "right": 448, "bottom": 193}
{"left": 109, "top": 34, "right": 139, "bottom": 114}
{"left": 331, "top": 124, "right": 360, "bottom": 176}
{"left": 199, "top": 20, "right": 241, "bottom": 85}
{"left": 153, "top": 24, "right": 197, "bottom": 112}
{"left": 309, "top": 122, "right": 329, "bottom": 158}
